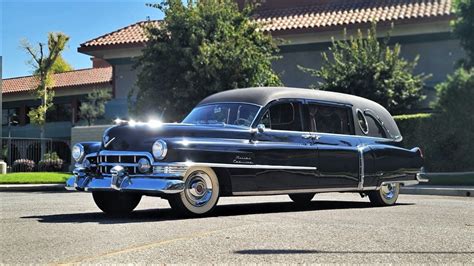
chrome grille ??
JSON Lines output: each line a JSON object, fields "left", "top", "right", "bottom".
{"left": 86, "top": 151, "right": 153, "bottom": 175}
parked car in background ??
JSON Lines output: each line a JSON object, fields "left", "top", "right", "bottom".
{"left": 66, "top": 87, "right": 426, "bottom": 216}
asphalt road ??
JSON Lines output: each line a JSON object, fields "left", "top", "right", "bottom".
{"left": 1, "top": 191, "right": 473, "bottom": 264}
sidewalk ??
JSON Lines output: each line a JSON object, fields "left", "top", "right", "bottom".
{"left": 401, "top": 185, "right": 473, "bottom": 197}
{"left": 0, "top": 184, "right": 65, "bottom": 192}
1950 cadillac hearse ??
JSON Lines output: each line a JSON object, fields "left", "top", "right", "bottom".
{"left": 66, "top": 87, "right": 426, "bottom": 216}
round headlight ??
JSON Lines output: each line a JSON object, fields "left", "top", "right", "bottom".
{"left": 152, "top": 139, "right": 167, "bottom": 160}
{"left": 72, "top": 144, "right": 84, "bottom": 162}
{"left": 137, "top": 158, "right": 151, "bottom": 173}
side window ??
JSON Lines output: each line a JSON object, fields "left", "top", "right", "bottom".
{"left": 261, "top": 102, "right": 303, "bottom": 132}
{"left": 365, "top": 113, "right": 387, "bottom": 138}
{"left": 308, "top": 103, "right": 353, "bottom": 135}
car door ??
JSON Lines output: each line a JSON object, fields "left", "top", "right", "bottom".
{"left": 252, "top": 99, "right": 319, "bottom": 191}
{"left": 306, "top": 101, "right": 361, "bottom": 188}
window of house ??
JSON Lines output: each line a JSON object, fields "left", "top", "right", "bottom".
{"left": 261, "top": 101, "right": 304, "bottom": 131}
{"left": 46, "top": 103, "right": 73, "bottom": 122}
{"left": 2, "top": 108, "right": 20, "bottom": 126}
{"left": 307, "top": 103, "right": 353, "bottom": 135}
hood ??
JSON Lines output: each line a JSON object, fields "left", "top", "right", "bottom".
{"left": 102, "top": 123, "right": 252, "bottom": 151}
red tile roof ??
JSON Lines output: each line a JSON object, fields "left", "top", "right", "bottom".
{"left": 2, "top": 67, "right": 112, "bottom": 95}
{"left": 79, "top": 0, "right": 454, "bottom": 50}
{"left": 256, "top": 0, "right": 454, "bottom": 32}
{"left": 80, "top": 20, "right": 160, "bottom": 50}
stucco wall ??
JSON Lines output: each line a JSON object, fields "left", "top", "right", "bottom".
{"left": 70, "top": 125, "right": 110, "bottom": 145}
{"left": 274, "top": 39, "right": 464, "bottom": 89}
{"left": 104, "top": 63, "right": 139, "bottom": 120}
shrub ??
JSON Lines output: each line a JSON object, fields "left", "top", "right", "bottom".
{"left": 43, "top": 152, "right": 60, "bottom": 160}
{"left": 299, "top": 23, "right": 429, "bottom": 114}
{"left": 12, "top": 159, "right": 36, "bottom": 172}
{"left": 38, "top": 152, "right": 64, "bottom": 172}
{"left": 395, "top": 112, "right": 474, "bottom": 172}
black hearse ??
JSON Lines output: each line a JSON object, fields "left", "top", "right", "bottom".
{"left": 67, "top": 87, "right": 425, "bottom": 216}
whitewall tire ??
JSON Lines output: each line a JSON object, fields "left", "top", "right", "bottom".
{"left": 168, "top": 167, "right": 220, "bottom": 216}
{"left": 368, "top": 183, "right": 400, "bottom": 206}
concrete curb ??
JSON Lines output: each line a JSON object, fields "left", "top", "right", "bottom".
{"left": 0, "top": 184, "right": 66, "bottom": 192}
{"left": 401, "top": 185, "right": 474, "bottom": 197}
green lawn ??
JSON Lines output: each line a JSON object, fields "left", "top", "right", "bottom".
{"left": 0, "top": 172, "right": 71, "bottom": 184}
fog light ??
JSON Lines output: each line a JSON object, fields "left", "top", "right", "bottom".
{"left": 137, "top": 158, "right": 151, "bottom": 173}
{"left": 82, "top": 159, "right": 91, "bottom": 168}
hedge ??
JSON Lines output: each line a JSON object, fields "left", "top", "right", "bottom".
{"left": 395, "top": 113, "right": 474, "bottom": 172}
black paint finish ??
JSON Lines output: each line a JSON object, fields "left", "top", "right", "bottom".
{"left": 78, "top": 88, "right": 424, "bottom": 194}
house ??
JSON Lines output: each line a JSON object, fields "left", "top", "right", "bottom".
{"left": 1, "top": 0, "right": 463, "bottom": 142}
{"left": 78, "top": 0, "right": 463, "bottom": 118}
{"left": 1, "top": 61, "right": 113, "bottom": 140}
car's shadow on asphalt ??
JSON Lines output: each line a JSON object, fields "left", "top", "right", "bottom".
{"left": 21, "top": 200, "right": 413, "bottom": 224}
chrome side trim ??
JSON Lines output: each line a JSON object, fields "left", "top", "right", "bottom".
{"left": 357, "top": 145, "right": 370, "bottom": 190}
{"left": 233, "top": 186, "right": 378, "bottom": 196}
{"left": 152, "top": 161, "right": 317, "bottom": 170}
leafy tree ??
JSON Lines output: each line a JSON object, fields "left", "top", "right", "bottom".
{"left": 21, "top": 32, "right": 69, "bottom": 158}
{"left": 51, "top": 55, "right": 73, "bottom": 73}
{"left": 299, "top": 24, "right": 429, "bottom": 114}
{"left": 453, "top": 0, "right": 474, "bottom": 67}
{"left": 435, "top": 67, "right": 474, "bottom": 117}
{"left": 80, "top": 89, "right": 112, "bottom": 126}
{"left": 132, "top": 0, "right": 282, "bottom": 121}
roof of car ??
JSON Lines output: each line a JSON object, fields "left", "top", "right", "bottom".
{"left": 199, "top": 87, "right": 401, "bottom": 140}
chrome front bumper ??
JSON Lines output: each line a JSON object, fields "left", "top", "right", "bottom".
{"left": 65, "top": 167, "right": 185, "bottom": 194}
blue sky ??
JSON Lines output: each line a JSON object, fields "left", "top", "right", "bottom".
{"left": 1, "top": 0, "right": 165, "bottom": 78}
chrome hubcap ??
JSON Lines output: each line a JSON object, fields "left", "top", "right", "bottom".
{"left": 184, "top": 171, "right": 213, "bottom": 207}
{"left": 381, "top": 183, "right": 396, "bottom": 200}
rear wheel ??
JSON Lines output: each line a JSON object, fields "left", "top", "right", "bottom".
{"left": 92, "top": 191, "right": 142, "bottom": 215}
{"left": 368, "top": 183, "right": 400, "bottom": 206}
{"left": 289, "top": 193, "right": 315, "bottom": 204}
{"left": 168, "top": 167, "right": 220, "bottom": 217}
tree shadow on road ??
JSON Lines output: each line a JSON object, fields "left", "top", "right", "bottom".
{"left": 21, "top": 200, "right": 413, "bottom": 224}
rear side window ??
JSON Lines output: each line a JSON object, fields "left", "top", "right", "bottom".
{"left": 307, "top": 103, "right": 353, "bottom": 135}
{"left": 364, "top": 111, "right": 387, "bottom": 138}
{"left": 261, "top": 102, "right": 304, "bottom": 131}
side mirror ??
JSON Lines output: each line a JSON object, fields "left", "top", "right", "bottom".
{"left": 257, "top": 124, "right": 266, "bottom": 133}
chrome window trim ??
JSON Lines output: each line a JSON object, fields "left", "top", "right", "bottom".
{"left": 356, "top": 109, "right": 369, "bottom": 135}
{"left": 184, "top": 102, "right": 263, "bottom": 128}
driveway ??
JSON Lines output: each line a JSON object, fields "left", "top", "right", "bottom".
{"left": 0, "top": 191, "right": 473, "bottom": 264}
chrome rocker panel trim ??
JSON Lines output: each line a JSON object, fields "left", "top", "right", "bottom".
{"left": 65, "top": 167, "right": 185, "bottom": 194}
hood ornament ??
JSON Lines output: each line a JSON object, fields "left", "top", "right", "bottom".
{"left": 103, "top": 135, "right": 116, "bottom": 148}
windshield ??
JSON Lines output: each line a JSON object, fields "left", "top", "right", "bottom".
{"left": 182, "top": 103, "right": 260, "bottom": 127}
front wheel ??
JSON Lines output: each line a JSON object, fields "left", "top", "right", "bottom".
{"left": 289, "top": 193, "right": 315, "bottom": 204}
{"left": 92, "top": 191, "right": 142, "bottom": 215}
{"left": 168, "top": 167, "right": 220, "bottom": 217}
{"left": 368, "top": 183, "right": 400, "bottom": 206}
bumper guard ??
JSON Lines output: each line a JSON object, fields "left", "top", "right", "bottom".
{"left": 65, "top": 166, "right": 185, "bottom": 194}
